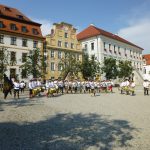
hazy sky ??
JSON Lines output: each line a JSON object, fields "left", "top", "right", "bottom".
{"left": 1, "top": 0, "right": 150, "bottom": 53}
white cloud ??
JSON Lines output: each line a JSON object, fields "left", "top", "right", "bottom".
{"left": 118, "top": 18, "right": 150, "bottom": 54}
{"left": 32, "top": 18, "right": 53, "bottom": 36}
{"left": 117, "top": 1, "right": 150, "bottom": 54}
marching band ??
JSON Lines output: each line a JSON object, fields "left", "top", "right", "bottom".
{"left": 2, "top": 75, "right": 150, "bottom": 99}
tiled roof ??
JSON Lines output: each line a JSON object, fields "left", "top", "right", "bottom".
{"left": 77, "top": 25, "right": 143, "bottom": 50}
{"left": 143, "top": 54, "right": 150, "bottom": 65}
{"left": 0, "top": 4, "right": 32, "bottom": 22}
{"left": 0, "top": 4, "right": 43, "bottom": 39}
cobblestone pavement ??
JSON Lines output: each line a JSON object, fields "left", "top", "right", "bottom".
{"left": 0, "top": 87, "right": 150, "bottom": 150}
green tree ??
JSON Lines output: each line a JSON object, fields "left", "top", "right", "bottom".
{"left": 20, "top": 48, "right": 43, "bottom": 78}
{"left": 0, "top": 47, "right": 9, "bottom": 82}
{"left": 101, "top": 58, "right": 118, "bottom": 80}
{"left": 118, "top": 60, "right": 133, "bottom": 79}
{"left": 81, "top": 54, "right": 100, "bottom": 80}
{"left": 60, "top": 53, "right": 81, "bottom": 80}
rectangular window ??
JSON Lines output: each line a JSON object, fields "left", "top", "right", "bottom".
{"left": 58, "top": 51, "right": 62, "bottom": 59}
{"left": 51, "top": 50, "right": 54, "bottom": 58}
{"left": 10, "top": 51, "right": 16, "bottom": 62}
{"left": 0, "top": 35, "right": 4, "bottom": 43}
{"left": 58, "top": 63, "right": 62, "bottom": 71}
{"left": 109, "top": 44, "right": 111, "bottom": 50}
{"left": 10, "top": 37, "right": 17, "bottom": 45}
{"left": 114, "top": 45, "right": 117, "bottom": 54}
{"left": 65, "top": 42, "right": 68, "bottom": 48}
{"left": 32, "top": 28, "right": 38, "bottom": 35}
{"left": 0, "top": 21, "right": 4, "bottom": 28}
{"left": 91, "top": 43, "right": 94, "bottom": 50}
{"left": 10, "top": 68, "right": 16, "bottom": 78}
{"left": 58, "top": 40, "right": 62, "bottom": 47}
{"left": 22, "top": 26, "right": 27, "bottom": 32}
{"left": 51, "top": 62, "right": 55, "bottom": 71}
{"left": 17, "top": 15, "right": 23, "bottom": 19}
{"left": 21, "top": 69, "right": 27, "bottom": 78}
{"left": 84, "top": 44, "right": 87, "bottom": 51}
{"left": 22, "top": 39, "right": 27, "bottom": 47}
{"left": 64, "top": 32, "right": 68, "bottom": 38}
{"left": 104, "top": 42, "right": 106, "bottom": 49}
{"left": 33, "top": 41, "right": 38, "bottom": 48}
{"left": 22, "top": 53, "right": 27, "bottom": 63}
{"left": 10, "top": 24, "right": 17, "bottom": 30}
{"left": 71, "top": 43, "right": 74, "bottom": 49}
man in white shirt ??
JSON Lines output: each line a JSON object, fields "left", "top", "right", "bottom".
{"left": 29, "top": 80, "right": 33, "bottom": 98}
{"left": 143, "top": 80, "right": 149, "bottom": 95}
{"left": 13, "top": 80, "right": 20, "bottom": 99}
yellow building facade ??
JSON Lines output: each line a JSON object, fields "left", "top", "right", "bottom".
{"left": 46, "top": 22, "right": 82, "bottom": 79}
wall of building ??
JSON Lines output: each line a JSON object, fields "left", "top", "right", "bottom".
{"left": 81, "top": 35, "right": 143, "bottom": 83}
{"left": 46, "top": 22, "right": 82, "bottom": 79}
{"left": 0, "top": 33, "right": 43, "bottom": 82}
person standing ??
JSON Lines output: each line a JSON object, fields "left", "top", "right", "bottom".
{"left": 20, "top": 81, "right": 25, "bottom": 93}
{"left": 28, "top": 80, "right": 33, "bottom": 98}
{"left": 13, "top": 80, "right": 20, "bottom": 99}
{"left": 130, "top": 80, "right": 136, "bottom": 96}
{"left": 143, "top": 80, "right": 149, "bottom": 95}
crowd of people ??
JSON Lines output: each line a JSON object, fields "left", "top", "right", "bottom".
{"left": 28, "top": 79, "right": 114, "bottom": 98}
{"left": 2, "top": 75, "right": 150, "bottom": 99}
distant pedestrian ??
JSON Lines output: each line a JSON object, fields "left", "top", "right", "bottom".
{"left": 143, "top": 80, "right": 149, "bottom": 95}
{"left": 20, "top": 81, "right": 25, "bottom": 93}
{"left": 13, "top": 80, "right": 20, "bottom": 99}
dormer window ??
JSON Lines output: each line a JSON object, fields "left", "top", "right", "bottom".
{"left": 32, "top": 28, "right": 38, "bottom": 35}
{"left": 4, "top": 7, "right": 11, "bottom": 11}
{"left": 22, "top": 26, "right": 27, "bottom": 32}
{"left": 10, "top": 23, "right": 17, "bottom": 30}
{"left": 17, "top": 15, "right": 23, "bottom": 19}
{"left": 0, "top": 21, "right": 4, "bottom": 28}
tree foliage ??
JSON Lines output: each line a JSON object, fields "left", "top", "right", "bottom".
{"left": 0, "top": 47, "right": 9, "bottom": 82}
{"left": 60, "top": 53, "right": 81, "bottom": 80}
{"left": 101, "top": 58, "right": 118, "bottom": 80}
{"left": 81, "top": 54, "right": 100, "bottom": 80}
{"left": 20, "top": 48, "right": 44, "bottom": 78}
{"left": 118, "top": 60, "right": 133, "bottom": 79}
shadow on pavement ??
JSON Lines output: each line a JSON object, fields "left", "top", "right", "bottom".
{"left": 0, "top": 113, "right": 138, "bottom": 150}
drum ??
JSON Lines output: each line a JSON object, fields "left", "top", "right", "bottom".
{"left": 48, "top": 88, "right": 56, "bottom": 94}
{"left": 32, "top": 88, "right": 37, "bottom": 96}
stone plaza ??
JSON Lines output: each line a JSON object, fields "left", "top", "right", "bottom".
{"left": 0, "top": 86, "right": 150, "bottom": 150}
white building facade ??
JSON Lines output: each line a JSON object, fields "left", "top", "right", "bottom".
{"left": 0, "top": 34, "right": 43, "bottom": 82}
{"left": 77, "top": 25, "right": 143, "bottom": 83}
{"left": 0, "top": 4, "right": 44, "bottom": 82}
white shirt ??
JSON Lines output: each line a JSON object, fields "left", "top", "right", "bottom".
{"left": 20, "top": 82, "right": 25, "bottom": 88}
{"left": 29, "top": 82, "right": 33, "bottom": 89}
{"left": 130, "top": 82, "right": 135, "bottom": 88}
{"left": 143, "top": 81, "right": 149, "bottom": 88}
{"left": 14, "top": 82, "right": 20, "bottom": 90}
